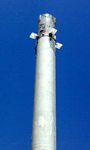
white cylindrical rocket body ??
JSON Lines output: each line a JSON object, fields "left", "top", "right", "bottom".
{"left": 31, "top": 14, "right": 56, "bottom": 150}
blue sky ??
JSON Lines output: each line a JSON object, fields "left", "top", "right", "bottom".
{"left": 0, "top": 0, "right": 90, "bottom": 150}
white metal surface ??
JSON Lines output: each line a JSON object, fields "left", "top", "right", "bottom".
{"left": 55, "top": 42, "right": 63, "bottom": 49}
{"left": 30, "top": 13, "right": 62, "bottom": 150}
{"left": 49, "top": 28, "right": 57, "bottom": 34}
{"left": 31, "top": 37, "right": 56, "bottom": 150}
{"left": 30, "top": 32, "right": 38, "bottom": 39}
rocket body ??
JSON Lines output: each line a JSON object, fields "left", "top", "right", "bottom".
{"left": 31, "top": 14, "right": 56, "bottom": 150}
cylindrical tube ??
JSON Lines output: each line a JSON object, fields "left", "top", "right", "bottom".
{"left": 31, "top": 14, "right": 56, "bottom": 150}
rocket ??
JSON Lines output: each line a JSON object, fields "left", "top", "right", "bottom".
{"left": 30, "top": 13, "right": 62, "bottom": 150}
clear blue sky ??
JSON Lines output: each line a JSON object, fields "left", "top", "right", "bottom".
{"left": 0, "top": 0, "right": 90, "bottom": 150}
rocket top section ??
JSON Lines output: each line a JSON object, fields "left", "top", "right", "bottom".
{"left": 29, "top": 13, "right": 63, "bottom": 49}
{"left": 30, "top": 14, "right": 63, "bottom": 49}
{"left": 37, "top": 14, "right": 56, "bottom": 38}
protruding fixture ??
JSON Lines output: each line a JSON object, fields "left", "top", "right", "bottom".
{"left": 55, "top": 43, "right": 63, "bottom": 49}
{"left": 29, "top": 32, "right": 38, "bottom": 39}
{"left": 48, "top": 28, "right": 57, "bottom": 35}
